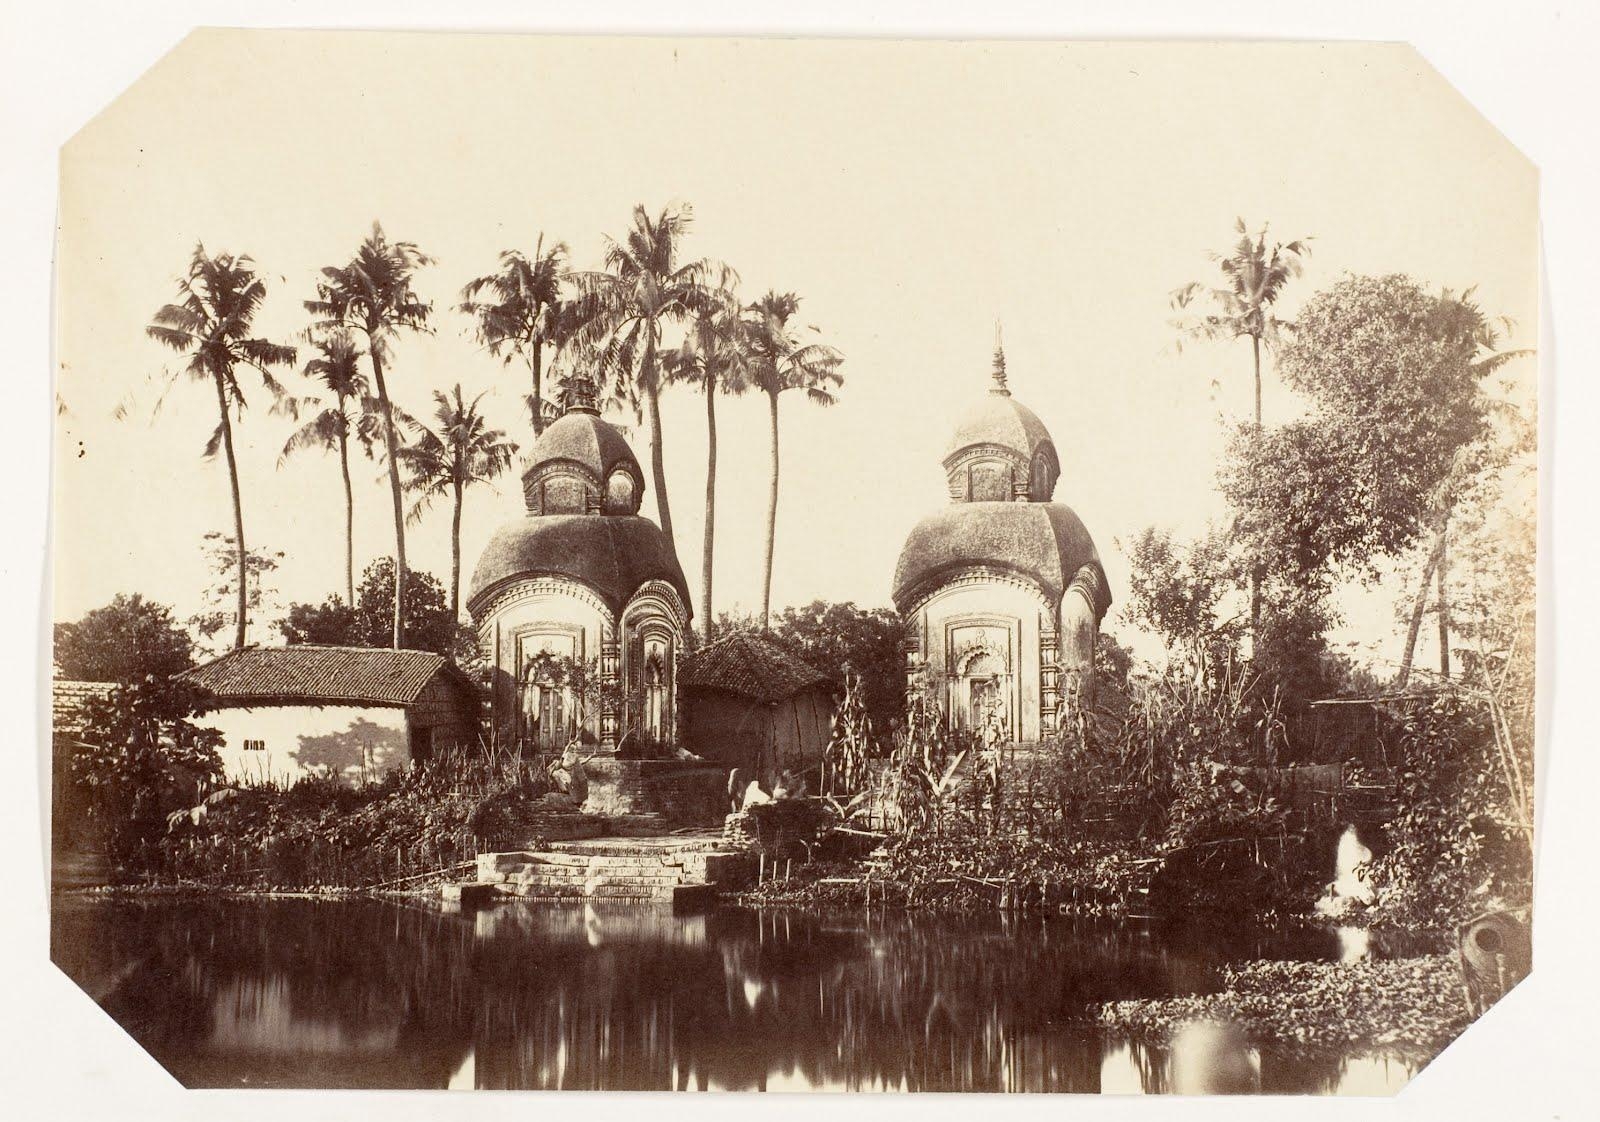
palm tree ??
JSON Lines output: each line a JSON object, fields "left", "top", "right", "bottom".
{"left": 278, "top": 330, "right": 373, "bottom": 607}
{"left": 1171, "top": 218, "right": 1312, "bottom": 429}
{"left": 1171, "top": 218, "right": 1311, "bottom": 636}
{"left": 745, "top": 291, "right": 844, "bottom": 630}
{"left": 661, "top": 286, "right": 749, "bottom": 641}
{"left": 146, "top": 245, "right": 296, "bottom": 650}
{"left": 572, "top": 203, "right": 726, "bottom": 553}
{"left": 396, "top": 385, "right": 518, "bottom": 619}
{"left": 306, "top": 223, "right": 433, "bottom": 648}
{"left": 459, "top": 234, "right": 569, "bottom": 435}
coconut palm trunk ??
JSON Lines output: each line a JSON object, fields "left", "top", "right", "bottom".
{"left": 212, "top": 373, "right": 248, "bottom": 650}
{"left": 530, "top": 339, "right": 545, "bottom": 436}
{"left": 1249, "top": 333, "right": 1264, "bottom": 640}
{"left": 1437, "top": 517, "right": 1451, "bottom": 679}
{"left": 702, "top": 380, "right": 718, "bottom": 642}
{"left": 450, "top": 477, "right": 464, "bottom": 621}
{"left": 761, "top": 388, "right": 781, "bottom": 630}
{"left": 370, "top": 347, "right": 407, "bottom": 648}
{"left": 643, "top": 340, "right": 675, "bottom": 543}
{"left": 336, "top": 416, "right": 355, "bottom": 606}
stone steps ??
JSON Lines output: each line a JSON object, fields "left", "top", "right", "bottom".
{"left": 448, "top": 836, "right": 753, "bottom": 908}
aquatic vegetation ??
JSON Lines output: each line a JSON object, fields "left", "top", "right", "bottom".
{"left": 1097, "top": 957, "right": 1468, "bottom": 1065}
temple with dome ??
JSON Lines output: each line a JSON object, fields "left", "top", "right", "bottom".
{"left": 892, "top": 337, "right": 1111, "bottom": 742}
{"left": 467, "top": 376, "right": 692, "bottom": 754}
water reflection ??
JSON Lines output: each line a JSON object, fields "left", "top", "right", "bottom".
{"left": 51, "top": 897, "right": 1416, "bottom": 1092}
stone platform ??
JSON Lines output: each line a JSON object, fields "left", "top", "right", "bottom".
{"left": 444, "top": 833, "right": 754, "bottom": 910}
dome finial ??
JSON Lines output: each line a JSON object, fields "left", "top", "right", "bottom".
{"left": 561, "top": 371, "right": 600, "bottom": 415}
{"left": 991, "top": 321, "right": 1009, "bottom": 396}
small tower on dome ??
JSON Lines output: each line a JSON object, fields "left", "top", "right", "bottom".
{"left": 559, "top": 371, "right": 601, "bottom": 416}
{"left": 991, "top": 321, "right": 1010, "bottom": 396}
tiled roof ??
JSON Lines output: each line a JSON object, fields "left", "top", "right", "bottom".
{"left": 52, "top": 679, "right": 116, "bottom": 733}
{"left": 678, "top": 632, "right": 830, "bottom": 704}
{"left": 176, "top": 646, "right": 456, "bottom": 707}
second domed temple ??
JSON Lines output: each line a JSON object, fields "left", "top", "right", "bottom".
{"left": 893, "top": 337, "right": 1111, "bottom": 742}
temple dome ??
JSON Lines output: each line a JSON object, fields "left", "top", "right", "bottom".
{"left": 942, "top": 391, "right": 1056, "bottom": 471}
{"left": 519, "top": 379, "right": 646, "bottom": 516}
{"left": 892, "top": 502, "right": 1111, "bottom": 619}
{"left": 467, "top": 514, "right": 691, "bottom": 616}
{"left": 526, "top": 411, "right": 641, "bottom": 488}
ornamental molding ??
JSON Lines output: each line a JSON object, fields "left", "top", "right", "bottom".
{"left": 1064, "top": 563, "right": 1111, "bottom": 623}
{"left": 472, "top": 574, "right": 616, "bottom": 626}
{"left": 901, "top": 565, "right": 1051, "bottom": 617}
{"left": 623, "top": 579, "right": 691, "bottom": 632}
{"left": 941, "top": 441, "right": 1031, "bottom": 474}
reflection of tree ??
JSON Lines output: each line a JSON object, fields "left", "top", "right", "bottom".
{"left": 53, "top": 897, "right": 1380, "bottom": 1093}
{"left": 291, "top": 717, "right": 408, "bottom": 782}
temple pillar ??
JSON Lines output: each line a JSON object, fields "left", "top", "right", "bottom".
{"left": 1039, "top": 620, "right": 1060, "bottom": 737}
{"left": 599, "top": 633, "right": 620, "bottom": 753}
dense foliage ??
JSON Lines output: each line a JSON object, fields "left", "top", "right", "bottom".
{"left": 1099, "top": 957, "right": 1468, "bottom": 1067}
{"left": 65, "top": 678, "right": 225, "bottom": 865}
{"left": 279, "top": 557, "right": 461, "bottom": 655}
{"left": 54, "top": 593, "right": 195, "bottom": 683}
{"left": 718, "top": 600, "right": 908, "bottom": 732}
{"left": 156, "top": 756, "right": 557, "bottom": 889}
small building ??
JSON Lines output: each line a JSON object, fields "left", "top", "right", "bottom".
{"left": 679, "top": 632, "right": 836, "bottom": 784}
{"left": 892, "top": 337, "right": 1112, "bottom": 742}
{"left": 177, "top": 646, "right": 479, "bottom": 786}
{"left": 468, "top": 375, "right": 692, "bottom": 754}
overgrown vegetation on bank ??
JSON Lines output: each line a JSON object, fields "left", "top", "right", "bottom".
{"left": 1098, "top": 957, "right": 1470, "bottom": 1066}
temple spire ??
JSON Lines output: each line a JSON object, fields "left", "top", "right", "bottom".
{"left": 990, "top": 321, "right": 1009, "bottom": 395}
{"left": 561, "top": 371, "right": 600, "bottom": 415}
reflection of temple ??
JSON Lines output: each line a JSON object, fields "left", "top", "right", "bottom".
{"left": 467, "top": 376, "right": 692, "bottom": 753}
{"left": 892, "top": 337, "right": 1111, "bottom": 741}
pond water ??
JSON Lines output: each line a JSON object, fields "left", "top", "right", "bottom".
{"left": 52, "top": 896, "right": 1415, "bottom": 1093}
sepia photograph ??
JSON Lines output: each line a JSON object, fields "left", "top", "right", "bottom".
{"left": 26, "top": 21, "right": 1564, "bottom": 1102}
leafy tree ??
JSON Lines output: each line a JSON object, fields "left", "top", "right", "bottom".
{"left": 54, "top": 594, "right": 195, "bottom": 683}
{"left": 1171, "top": 219, "right": 1311, "bottom": 635}
{"left": 145, "top": 245, "right": 297, "bottom": 650}
{"left": 278, "top": 598, "right": 360, "bottom": 646}
{"left": 718, "top": 600, "right": 907, "bottom": 733}
{"left": 396, "top": 385, "right": 518, "bottom": 618}
{"left": 279, "top": 330, "right": 374, "bottom": 606}
{"left": 189, "top": 533, "right": 284, "bottom": 653}
{"left": 459, "top": 234, "right": 570, "bottom": 434}
{"left": 1121, "top": 526, "right": 1242, "bottom": 675}
{"left": 355, "top": 558, "right": 458, "bottom": 655}
{"left": 661, "top": 286, "right": 749, "bottom": 640}
{"left": 744, "top": 291, "right": 844, "bottom": 628}
{"left": 306, "top": 222, "right": 434, "bottom": 648}
{"left": 279, "top": 558, "right": 459, "bottom": 655}
{"left": 1265, "top": 276, "right": 1523, "bottom": 685}
{"left": 68, "top": 678, "right": 224, "bottom": 864}
{"left": 572, "top": 203, "right": 727, "bottom": 553}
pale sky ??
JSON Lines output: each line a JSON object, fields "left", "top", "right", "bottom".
{"left": 53, "top": 32, "right": 1538, "bottom": 663}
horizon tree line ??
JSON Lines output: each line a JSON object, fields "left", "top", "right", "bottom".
{"left": 140, "top": 202, "right": 845, "bottom": 655}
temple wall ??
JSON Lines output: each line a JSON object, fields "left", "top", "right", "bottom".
{"left": 478, "top": 581, "right": 614, "bottom": 743}
{"left": 907, "top": 576, "right": 1051, "bottom": 743}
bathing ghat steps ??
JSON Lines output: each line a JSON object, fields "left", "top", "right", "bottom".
{"left": 444, "top": 837, "right": 748, "bottom": 908}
